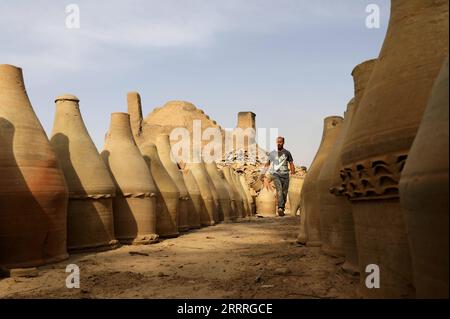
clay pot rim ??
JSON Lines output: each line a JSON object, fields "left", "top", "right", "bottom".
{"left": 351, "top": 58, "right": 378, "bottom": 77}
{"left": 55, "top": 94, "right": 79, "bottom": 103}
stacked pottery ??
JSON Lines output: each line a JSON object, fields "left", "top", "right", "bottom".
{"left": 399, "top": 58, "right": 449, "bottom": 299}
{"left": 339, "top": 0, "right": 448, "bottom": 298}
{"left": 256, "top": 183, "right": 277, "bottom": 217}
{"left": 186, "top": 161, "right": 218, "bottom": 226}
{"left": 154, "top": 134, "right": 191, "bottom": 232}
{"left": 140, "top": 142, "right": 180, "bottom": 238}
{"left": 101, "top": 113, "right": 158, "bottom": 245}
{"left": 223, "top": 166, "right": 244, "bottom": 219}
{"left": 239, "top": 175, "right": 255, "bottom": 216}
{"left": 288, "top": 176, "right": 304, "bottom": 216}
{"left": 51, "top": 94, "right": 117, "bottom": 252}
{"left": 205, "top": 162, "right": 234, "bottom": 222}
{"left": 302, "top": 116, "right": 343, "bottom": 247}
{"left": 0, "top": 64, "right": 68, "bottom": 268}
{"left": 181, "top": 168, "right": 202, "bottom": 228}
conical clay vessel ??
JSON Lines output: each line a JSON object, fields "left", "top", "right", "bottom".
{"left": 204, "top": 165, "right": 221, "bottom": 223}
{"left": 0, "top": 64, "right": 68, "bottom": 268}
{"left": 182, "top": 168, "right": 202, "bottom": 228}
{"left": 340, "top": 0, "right": 448, "bottom": 298}
{"left": 186, "top": 161, "right": 218, "bottom": 226}
{"left": 51, "top": 94, "right": 117, "bottom": 252}
{"left": 334, "top": 59, "right": 377, "bottom": 275}
{"left": 154, "top": 134, "right": 191, "bottom": 232}
{"left": 102, "top": 113, "right": 158, "bottom": 245}
{"left": 239, "top": 175, "right": 255, "bottom": 216}
{"left": 218, "top": 168, "right": 238, "bottom": 221}
{"left": 318, "top": 100, "right": 356, "bottom": 258}
{"left": 399, "top": 58, "right": 449, "bottom": 299}
{"left": 288, "top": 176, "right": 304, "bottom": 216}
{"left": 140, "top": 142, "right": 180, "bottom": 238}
{"left": 233, "top": 171, "right": 249, "bottom": 217}
{"left": 205, "top": 162, "right": 234, "bottom": 223}
{"left": 302, "top": 116, "right": 343, "bottom": 247}
{"left": 223, "top": 166, "right": 244, "bottom": 219}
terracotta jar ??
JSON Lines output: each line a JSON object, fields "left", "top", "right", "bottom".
{"left": 302, "top": 116, "right": 343, "bottom": 247}
{"left": 233, "top": 171, "right": 249, "bottom": 217}
{"left": 186, "top": 162, "right": 217, "bottom": 226}
{"left": 296, "top": 193, "right": 307, "bottom": 244}
{"left": 400, "top": 58, "right": 449, "bottom": 299}
{"left": 205, "top": 162, "right": 234, "bottom": 222}
{"left": 256, "top": 185, "right": 277, "bottom": 217}
{"left": 140, "top": 142, "right": 180, "bottom": 238}
{"left": 181, "top": 168, "right": 202, "bottom": 228}
{"left": 204, "top": 164, "right": 221, "bottom": 223}
{"left": 321, "top": 59, "right": 377, "bottom": 274}
{"left": 218, "top": 168, "right": 238, "bottom": 221}
{"left": 318, "top": 101, "right": 358, "bottom": 258}
{"left": 340, "top": 0, "right": 448, "bottom": 298}
{"left": 101, "top": 113, "right": 158, "bottom": 245}
{"left": 51, "top": 94, "right": 117, "bottom": 252}
{"left": 154, "top": 134, "right": 191, "bottom": 232}
{"left": 239, "top": 175, "right": 255, "bottom": 216}
{"left": 0, "top": 64, "right": 68, "bottom": 268}
{"left": 223, "top": 166, "right": 244, "bottom": 219}
{"left": 288, "top": 176, "right": 304, "bottom": 216}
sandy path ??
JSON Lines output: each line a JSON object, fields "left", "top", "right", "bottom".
{"left": 0, "top": 215, "right": 358, "bottom": 299}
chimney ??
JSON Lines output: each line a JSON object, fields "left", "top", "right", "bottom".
{"left": 237, "top": 111, "right": 256, "bottom": 130}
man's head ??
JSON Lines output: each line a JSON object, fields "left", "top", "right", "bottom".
{"left": 276, "top": 136, "right": 285, "bottom": 151}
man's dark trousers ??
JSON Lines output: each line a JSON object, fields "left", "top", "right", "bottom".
{"left": 272, "top": 174, "right": 290, "bottom": 211}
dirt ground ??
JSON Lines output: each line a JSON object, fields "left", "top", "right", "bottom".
{"left": 0, "top": 215, "right": 358, "bottom": 299}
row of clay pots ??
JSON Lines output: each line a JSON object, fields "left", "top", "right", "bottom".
{"left": 298, "top": 0, "right": 448, "bottom": 299}
{"left": 0, "top": 64, "right": 256, "bottom": 270}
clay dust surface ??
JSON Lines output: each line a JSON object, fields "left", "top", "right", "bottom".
{"left": 0, "top": 215, "right": 358, "bottom": 299}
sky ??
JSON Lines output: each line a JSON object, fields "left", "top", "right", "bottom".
{"left": 0, "top": 0, "right": 390, "bottom": 167}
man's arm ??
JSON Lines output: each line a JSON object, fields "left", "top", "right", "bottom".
{"left": 260, "top": 160, "right": 271, "bottom": 180}
{"left": 289, "top": 161, "right": 295, "bottom": 175}
{"left": 288, "top": 151, "right": 295, "bottom": 175}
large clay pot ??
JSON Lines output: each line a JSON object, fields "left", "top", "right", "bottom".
{"left": 239, "top": 175, "right": 255, "bottom": 216}
{"left": 154, "top": 134, "right": 191, "bottom": 232}
{"left": 288, "top": 176, "right": 304, "bottom": 216}
{"left": 140, "top": 142, "right": 180, "bottom": 238}
{"left": 223, "top": 166, "right": 244, "bottom": 219}
{"left": 233, "top": 171, "right": 250, "bottom": 217}
{"left": 0, "top": 64, "right": 68, "bottom": 268}
{"left": 256, "top": 186, "right": 277, "bottom": 217}
{"left": 218, "top": 168, "right": 238, "bottom": 221}
{"left": 101, "top": 113, "right": 158, "bottom": 245}
{"left": 181, "top": 168, "right": 202, "bottom": 228}
{"left": 318, "top": 100, "right": 357, "bottom": 258}
{"left": 297, "top": 193, "right": 307, "bottom": 244}
{"left": 186, "top": 162, "right": 218, "bottom": 226}
{"left": 203, "top": 164, "right": 221, "bottom": 223}
{"left": 302, "top": 116, "right": 343, "bottom": 247}
{"left": 331, "top": 59, "right": 377, "bottom": 275}
{"left": 51, "top": 94, "right": 117, "bottom": 252}
{"left": 340, "top": 0, "right": 448, "bottom": 298}
{"left": 205, "top": 162, "right": 234, "bottom": 222}
{"left": 399, "top": 58, "right": 449, "bottom": 299}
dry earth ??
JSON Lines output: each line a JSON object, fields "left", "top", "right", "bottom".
{"left": 0, "top": 215, "right": 358, "bottom": 299}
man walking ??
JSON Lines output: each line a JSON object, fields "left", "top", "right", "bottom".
{"left": 260, "top": 136, "right": 295, "bottom": 216}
